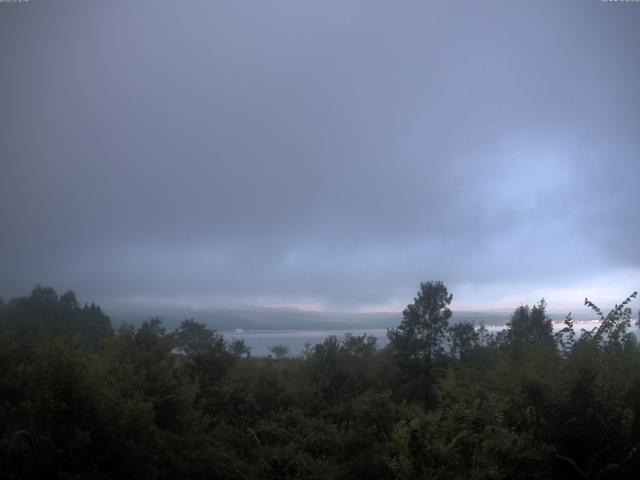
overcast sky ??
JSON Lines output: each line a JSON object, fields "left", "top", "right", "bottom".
{"left": 1, "top": 0, "right": 639, "bottom": 315}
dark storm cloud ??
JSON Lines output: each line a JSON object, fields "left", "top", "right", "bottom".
{"left": 1, "top": 0, "right": 639, "bottom": 311}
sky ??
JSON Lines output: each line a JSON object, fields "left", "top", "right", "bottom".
{"left": 1, "top": 0, "right": 639, "bottom": 317}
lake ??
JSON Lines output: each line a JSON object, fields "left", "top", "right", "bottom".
{"left": 220, "top": 320, "right": 638, "bottom": 357}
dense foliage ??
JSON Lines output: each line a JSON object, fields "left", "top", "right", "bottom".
{"left": 1, "top": 283, "right": 639, "bottom": 479}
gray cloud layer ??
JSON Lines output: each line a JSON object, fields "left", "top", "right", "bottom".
{"left": 1, "top": 1, "right": 639, "bottom": 311}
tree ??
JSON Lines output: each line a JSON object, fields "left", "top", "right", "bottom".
{"left": 60, "top": 290, "right": 80, "bottom": 310}
{"left": 269, "top": 344, "right": 290, "bottom": 359}
{"left": 448, "top": 322, "right": 478, "bottom": 360}
{"left": 505, "top": 299, "right": 553, "bottom": 349}
{"left": 175, "top": 318, "right": 219, "bottom": 356}
{"left": 477, "top": 322, "right": 491, "bottom": 346}
{"left": 229, "top": 338, "right": 251, "bottom": 358}
{"left": 0, "top": 286, "right": 112, "bottom": 348}
{"left": 388, "top": 281, "right": 453, "bottom": 363}
{"left": 581, "top": 291, "right": 638, "bottom": 352}
{"left": 342, "top": 333, "right": 377, "bottom": 357}
{"left": 386, "top": 281, "right": 452, "bottom": 403}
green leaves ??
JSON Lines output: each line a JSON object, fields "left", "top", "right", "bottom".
{"left": 1, "top": 285, "right": 640, "bottom": 479}
{"left": 581, "top": 292, "right": 638, "bottom": 353}
{"left": 505, "top": 299, "right": 554, "bottom": 350}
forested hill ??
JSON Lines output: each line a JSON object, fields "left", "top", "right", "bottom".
{"left": 1, "top": 283, "right": 640, "bottom": 479}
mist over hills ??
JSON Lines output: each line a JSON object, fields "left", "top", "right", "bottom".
{"left": 107, "top": 305, "right": 599, "bottom": 332}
